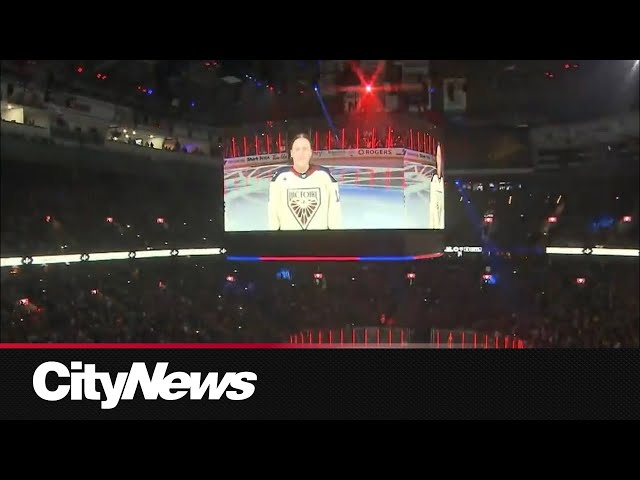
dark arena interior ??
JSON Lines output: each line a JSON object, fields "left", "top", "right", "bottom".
{"left": 1, "top": 59, "right": 638, "bottom": 347}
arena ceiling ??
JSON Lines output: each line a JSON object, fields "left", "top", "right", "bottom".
{"left": 432, "top": 59, "right": 639, "bottom": 126}
{"left": 3, "top": 60, "right": 637, "bottom": 128}
{"left": 2, "top": 60, "right": 322, "bottom": 125}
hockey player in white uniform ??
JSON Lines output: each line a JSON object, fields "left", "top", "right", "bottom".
{"left": 268, "top": 134, "right": 342, "bottom": 230}
{"left": 428, "top": 144, "right": 445, "bottom": 229}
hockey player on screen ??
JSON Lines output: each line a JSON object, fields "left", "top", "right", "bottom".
{"left": 268, "top": 133, "right": 342, "bottom": 230}
{"left": 428, "top": 143, "right": 445, "bottom": 229}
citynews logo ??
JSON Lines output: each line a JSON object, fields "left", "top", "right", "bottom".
{"left": 33, "top": 361, "right": 257, "bottom": 410}
{"left": 444, "top": 246, "right": 483, "bottom": 253}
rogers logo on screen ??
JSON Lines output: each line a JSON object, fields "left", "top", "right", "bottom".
{"left": 32, "top": 361, "right": 257, "bottom": 410}
{"left": 357, "top": 149, "right": 393, "bottom": 156}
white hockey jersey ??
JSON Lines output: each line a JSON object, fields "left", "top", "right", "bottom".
{"left": 428, "top": 174, "right": 445, "bottom": 229}
{"left": 268, "top": 165, "right": 342, "bottom": 230}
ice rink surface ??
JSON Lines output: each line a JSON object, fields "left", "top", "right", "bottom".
{"left": 225, "top": 184, "right": 439, "bottom": 231}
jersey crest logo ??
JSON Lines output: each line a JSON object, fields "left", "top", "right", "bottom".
{"left": 287, "top": 188, "right": 321, "bottom": 230}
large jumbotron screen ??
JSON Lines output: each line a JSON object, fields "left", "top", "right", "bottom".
{"left": 223, "top": 135, "right": 444, "bottom": 232}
